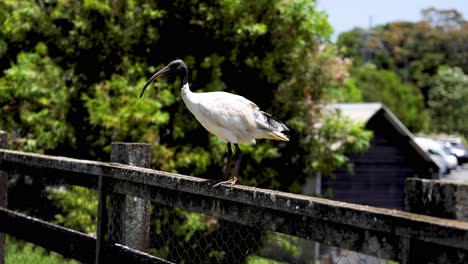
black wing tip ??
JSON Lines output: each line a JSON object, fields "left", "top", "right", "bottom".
{"left": 261, "top": 111, "right": 290, "bottom": 131}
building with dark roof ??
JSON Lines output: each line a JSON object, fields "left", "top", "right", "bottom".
{"left": 319, "top": 103, "right": 440, "bottom": 210}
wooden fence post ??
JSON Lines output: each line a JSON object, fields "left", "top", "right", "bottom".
{"left": 0, "top": 131, "right": 8, "bottom": 264}
{"left": 405, "top": 178, "right": 468, "bottom": 262}
{"left": 108, "top": 143, "right": 151, "bottom": 252}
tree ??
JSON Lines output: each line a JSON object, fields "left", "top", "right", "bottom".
{"left": 428, "top": 67, "right": 468, "bottom": 137}
{"left": 337, "top": 8, "right": 468, "bottom": 104}
{"left": 0, "top": 1, "right": 372, "bottom": 262}
{"left": 323, "top": 56, "right": 363, "bottom": 103}
{"left": 352, "top": 64, "right": 429, "bottom": 132}
{"left": 0, "top": 43, "right": 74, "bottom": 153}
{"left": 0, "top": 0, "right": 370, "bottom": 190}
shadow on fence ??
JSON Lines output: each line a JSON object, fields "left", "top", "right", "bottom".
{"left": 0, "top": 131, "right": 468, "bottom": 263}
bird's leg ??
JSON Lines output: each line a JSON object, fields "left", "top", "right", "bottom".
{"left": 223, "top": 143, "right": 233, "bottom": 178}
{"left": 213, "top": 144, "right": 240, "bottom": 187}
{"left": 232, "top": 143, "right": 242, "bottom": 184}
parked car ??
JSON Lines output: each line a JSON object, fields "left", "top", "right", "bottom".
{"left": 435, "top": 136, "right": 468, "bottom": 164}
{"left": 415, "top": 137, "right": 458, "bottom": 174}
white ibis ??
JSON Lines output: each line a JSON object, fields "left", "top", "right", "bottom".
{"left": 140, "top": 59, "right": 289, "bottom": 187}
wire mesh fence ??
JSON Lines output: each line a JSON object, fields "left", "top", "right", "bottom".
{"left": 147, "top": 202, "right": 392, "bottom": 264}
{"left": 2, "top": 143, "right": 468, "bottom": 264}
{"left": 0, "top": 168, "right": 395, "bottom": 263}
{"left": 3, "top": 171, "right": 97, "bottom": 263}
{"left": 8, "top": 172, "right": 98, "bottom": 235}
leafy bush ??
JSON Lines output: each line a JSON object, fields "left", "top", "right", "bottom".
{"left": 6, "top": 236, "right": 78, "bottom": 264}
{"left": 0, "top": 0, "right": 371, "bottom": 189}
{"left": 0, "top": 43, "right": 74, "bottom": 152}
{"left": 0, "top": 1, "right": 373, "bottom": 262}
{"left": 48, "top": 186, "right": 97, "bottom": 234}
{"left": 429, "top": 66, "right": 468, "bottom": 137}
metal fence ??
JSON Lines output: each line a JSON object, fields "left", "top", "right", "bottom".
{"left": 0, "top": 134, "right": 468, "bottom": 263}
{"left": 147, "top": 203, "right": 393, "bottom": 264}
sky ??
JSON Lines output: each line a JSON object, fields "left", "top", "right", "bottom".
{"left": 317, "top": 0, "right": 468, "bottom": 41}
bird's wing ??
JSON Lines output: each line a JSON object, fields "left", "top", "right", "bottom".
{"left": 196, "top": 92, "right": 259, "bottom": 132}
{"left": 195, "top": 92, "right": 289, "bottom": 142}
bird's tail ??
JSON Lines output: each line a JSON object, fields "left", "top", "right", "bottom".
{"left": 259, "top": 111, "right": 290, "bottom": 141}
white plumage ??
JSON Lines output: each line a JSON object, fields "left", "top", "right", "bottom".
{"left": 140, "top": 59, "right": 289, "bottom": 186}
{"left": 181, "top": 84, "right": 289, "bottom": 145}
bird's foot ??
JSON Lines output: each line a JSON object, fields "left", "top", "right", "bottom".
{"left": 212, "top": 177, "right": 237, "bottom": 188}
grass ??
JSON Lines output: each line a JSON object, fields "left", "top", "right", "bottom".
{"left": 5, "top": 236, "right": 78, "bottom": 264}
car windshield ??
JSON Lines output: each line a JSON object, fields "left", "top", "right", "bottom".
{"left": 442, "top": 148, "right": 452, "bottom": 155}
{"left": 453, "top": 143, "right": 466, "bottom": 150}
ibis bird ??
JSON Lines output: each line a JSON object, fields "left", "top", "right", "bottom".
{"left": 140, "top": 59, "right": 289, "bottom": 187}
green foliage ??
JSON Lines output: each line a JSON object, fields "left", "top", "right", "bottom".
{"left": 428, "top": 67, "right": 468, "bottom": 137}
{"left": 310, "top": 113, "right": 373, "bottom": 176}
{"left": 0, "top": 1, "right": 373, "bottom": 261}
{"left": 322, "top": 56, "right": 362, "bottom": 103}
{"left": 0, "top": 0, "right": 370, "bottom": 188}
{"left": 325, "top": 77, "right": 362, "bottom": 103}
{"left": 83, "top": 72, "right": 172, "bottom": 151}
{"left": 0, "top": 43, "right": 74, "bottom": 152}
{"left": 337, "top": 8, "right": 468, "bottom": 103}
{"left": 352, "top": 64, "right": 429, "bottom": 132}
{"left": 260, "top": 233, "right": 301, "bottom": 258}
{"left": 151, "top": 207, "right": 214, "bottom": 260}
{"left": 48, "top": 186, "right": 97, "bottom": 234}
{"left": 6, "top": 236, "right": 78, "bottom": 264}
{"left": 246, "top": 255, "right": 286, "bottom": 264}
{"left": 150, "top": 204, "right": 262, "bottom": 263}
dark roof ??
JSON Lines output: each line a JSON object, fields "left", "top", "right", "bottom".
{"left": 325, "top": 103, "right": 440, "bottom": 173}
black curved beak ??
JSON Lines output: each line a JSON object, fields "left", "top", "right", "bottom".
{"left": 140, "top": 66, "right": 172, "bottom": 98}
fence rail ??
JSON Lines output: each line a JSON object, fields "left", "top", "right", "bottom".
{"left": 0, "top": 207, "right": 168, "bottom": 263}
{"left": 1, "top": 141, "right": 468, "bottom": 263}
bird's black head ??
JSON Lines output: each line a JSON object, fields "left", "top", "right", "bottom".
{"left": 166, "top": 59, "right": 187, "bottom": 74}
{"left": 140, "top": 59, "right": 188, "bottom": 98}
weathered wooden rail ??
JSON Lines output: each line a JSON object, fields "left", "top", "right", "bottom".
{"left": 0, "top": 207, "right": 166, "bottom": 263}
{"left": 1, "top": 134, "right": 468, "bottom": 263}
